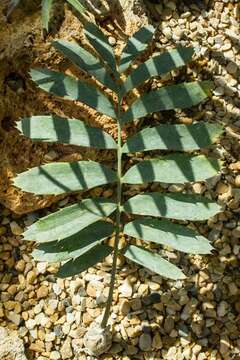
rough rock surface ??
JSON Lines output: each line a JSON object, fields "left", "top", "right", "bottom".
{"left": 0, "top": 0, "right": 148, "bottom": 214}
{"left": 0, "top": 326, "right": 27, "bottom": 360}
{"left": 83, "top": 323, "right": 112, "bottom": 356}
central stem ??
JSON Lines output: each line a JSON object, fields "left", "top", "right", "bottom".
{"left": 101, "top": 100, "right": 122, "bottom": 329}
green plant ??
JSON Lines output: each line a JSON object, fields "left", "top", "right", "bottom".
{"left": 15, "top": 23, "right": 223, "bottom": 355}
{"left": 6, "top": 0, "right": 86, "bottom": 31}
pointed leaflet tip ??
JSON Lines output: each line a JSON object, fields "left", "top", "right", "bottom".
{"left": 122, "top": 155, "right": 222, "bottom": 185}
{"left": 22, "top": 198, "right": 117, "bottom": 242}
{"left": 123, "top": 219, "right": 215, "bottom": 255}
{"left": 41, "top": 0, "right": 53, "bottom": 32}
{"left": 121, "top": 80, "right": 215, "bottom": 125}
{"left": 122, "top": 46, "right": 195, "bottom": 94}
{"left": 13, "top": 161, "right": 117, "bottom": 195}
{"left": 56, "top": 244, "right": 113, "bottom": 278}
{"left": 29, "top": 68, "right": 117, "bottom": 119}
{"left": 32, "top": 221, "right": 114, "bottom": 263}
{"left": 15, "top": 116, "right": 117, "bottom": 149}
{"left": 123, "top": 192, "right": 222, "bottom": 221}
{"left": 123, "top": 245, "right": 186, "bottom": 280}
{"left": 84, "top": 22, "right": 117, "bottom": 75}
{"left": 122, "top": 122, "right": 224, "bottom": 153}
{"left": 119, "top": 25, "right": 155, "bottom": 73}
{"left": 65, "top": 0, "right": 86, "bottom": 14}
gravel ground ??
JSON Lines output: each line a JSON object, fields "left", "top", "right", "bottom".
{"left": 0, "top": 0, "right": 240, "bottom": 359}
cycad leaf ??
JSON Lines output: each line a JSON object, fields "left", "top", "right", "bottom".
{"left": 14, "top": 161, "right": 117, "bottom": 195}
{"left": 121, "top": 81, "right": 213, "bottom": 124}
{"left": 123, "top": 245, "right": 185, "bottom": 280}
{"left": 32, "top": 221, "right": 114, "bottom": 262}
{"left": 123, "top": 193, "right": 221, "bottom": 221}
{"left": 124, "top": 219, "right": 213, "bottom": 254}
{"left": 41, "top": 0, "right": 53, "bottom": 31}
{"left": 84, "top": 23, "right": 117, "bottom": 76}
{"left": 122, "top": 122, "right": 223, "bottom": 153}
{"left": 65, "top": 0, "right": 86, "bottom": 14}
{"left": 123, "top": 155, "right": 222, "bottom": 185}
{"left": 17, "top": 116, "right": 117, "bottom": 149}
{"left": 119, "top": 25, "right": 155, "bottom": 73}
{"left": 6, "top": 0, "right": 20, "bottom": 18}
{"left": 23, "top": 198, "right": 116, "bottom": 242}
{"left": 52, "top": 40, "right": 117, "bottom": 92}
{"left": 122, "top": 47, "right": 194, "bottom": 94}
{"left": 30, "top": 68, "right": 116, "bottom": 119}
{"left": 57, "top": 244, "right": 112, "bottom": 278}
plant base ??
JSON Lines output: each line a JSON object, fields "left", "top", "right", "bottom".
{"left": 83, "top": 323, "right": 112, "bottom": 356}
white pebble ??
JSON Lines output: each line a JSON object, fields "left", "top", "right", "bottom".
{"left": 213, "top": 87, "right": 224, "bottom": 96}
{"left": 25, "top": 319, "right": 36, "bottom": 330}
{"left": 29, "top": 329, "right": 38, "bottom": 339}
{"left": 50, "top": 351, "right": 61, "bottom": 360}
{"left": 37, "top": 262, "right": 47, "bottom": 274}
{"left": 48, "top": 299, "right": 58, "bottom": 310}
{"left": 45, "top": 332, "right": 56, "bottom": 342}
{"left": 62, "top": 323, "right": 71, "bottom": 335}
{"left": 119, "top": 279, "right": 133, "bottom": 298}
{"left": 72, "top": 294, "right": 81, "bottom": 306}
{"left": 108, "top": 36, "right": 116, "bottom": 46}
{"left": 53, "top": 284, "right": 61, "bottom": 296}
{"left": 66, "top": 312, "right": 75, "bottom": 324}
{"left": 162, "top": 27, "right": 172, "bottom": 40}
{"left": 35, "top": 313, "right": 49, "bottom": 326}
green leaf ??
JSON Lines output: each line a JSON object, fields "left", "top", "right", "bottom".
{"left": 84, "top": 23, "right": 117, "bottom": 76}
{"left": 57, "top": 244, "right": 112, "bottom": 278}
{"left": 52, "top": 40, "right": 117, "bottom": 92}
{"left": 119, "top": 25, "right": 155, "bottom": 73}
{"left": 23, "top": 198, "right": 117, "bottom": 242}
{"left": 121, "top": 81, "right": 213, "bottom": 124}
{"left": 122, "top": 122, "right": 223, "bottom": 153}
{"left": 124, "top": 219, "right": 213, "bottom": 254}
{"left": 14, "top": 161, "right": 117, "bottom": 195}
{"left": 17, "top": 116, "right": 117, "bottom": 149}
{"left": 123, "top": 154, "right": 222, "bottom": 185}
{"left": 123, "top": 193, "right": 221, "bottom": 221}
{"left": 123, "top": 245, "right": 185, "bottom": 280}
{"left": 32, "top": 221, "right": 114, "bottom": 262}
{"left": 6, "top": 0, "right": 20, "bottom": 18}
{"left": 122, "top": 47, "right": 194, "bottom": 94}
{"left": 65, "top": 0, "right": 86, "bottom": 14}
{"left": 30, "top": 68, "right": 116, "bottom": 119}
{"left": 41, "top": 0, "right": 53, "bottom": 31}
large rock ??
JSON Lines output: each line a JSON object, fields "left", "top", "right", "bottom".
{"left": 0, "top": 327, "right": 27, "bottom": 360}
{"left": 0, "top": 0, "right": 149, "bottom": 214}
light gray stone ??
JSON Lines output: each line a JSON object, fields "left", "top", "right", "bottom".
{"left": 0, "top": 327, "right": 27, "bottom": 360}
{"left": 60, "top": 339, "right": 73, "bottom": 360}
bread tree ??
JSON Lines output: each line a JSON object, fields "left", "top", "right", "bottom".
{"left": 15, "top": 23, "right": 222, "bottom": 355}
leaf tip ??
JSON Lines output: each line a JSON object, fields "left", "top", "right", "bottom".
{"left": 202, "top": 80, "right": 214, "bottom": 96}
{"left": 12, "top": 175, "right": 20, "bottom": 189}
{"left": 15, "top": 120, "right": 23, "bottom": 133}
{"left": 180, "top": 272, "right": 187, "bottom": 280}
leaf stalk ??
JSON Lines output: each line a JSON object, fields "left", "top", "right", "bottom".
{"left": 101, "top": 98, "right": 122, "bottom": 328}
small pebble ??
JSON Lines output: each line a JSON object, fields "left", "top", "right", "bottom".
{"left": 36, "top": 286, "right": 48, "bottom": 299}
{"left": 53, "top": 284, "right": 61, "bottom": 296}
{"left": 139, "top": 333, "right": 152, "bottom": 352}
{"left": 10, "top": 221, "right": 23, "bottom": 235}
{"left": 119, "top": 279, "right": 133, "bottom": 298}
{"left": 50, "top": 351, "right": 61, "bottom": 360}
